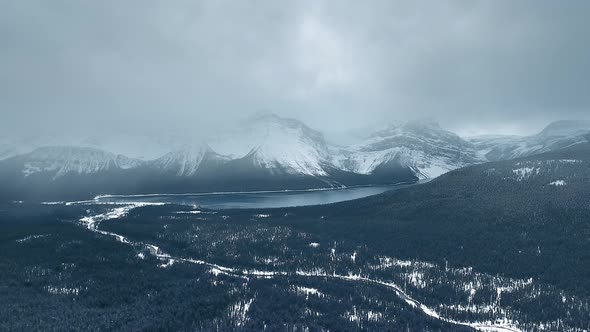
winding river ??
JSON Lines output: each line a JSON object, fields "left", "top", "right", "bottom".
{"left": 74, "top": 202, "right": 521, "bottom": 332}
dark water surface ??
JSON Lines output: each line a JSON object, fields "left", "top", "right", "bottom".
{"left": 93, "top": 184, "right": 414, "bottom": 209}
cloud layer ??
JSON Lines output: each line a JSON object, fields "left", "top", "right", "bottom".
{"left": 1, "top": 0, "right": 589, "bottom": 138}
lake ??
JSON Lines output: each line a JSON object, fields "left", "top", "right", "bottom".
{"left": 93, "top": 183, "right": 415, "bottom": 209}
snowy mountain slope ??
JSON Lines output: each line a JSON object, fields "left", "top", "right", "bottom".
{"left": 210, "top": 113, "right": 333, "bottom": 176}
{"left": 0, "top": 134, "right": 214, "bottom": 178}
{"left": 17, "top": 146, "right": 143, "bottom": 179}
{"left": 333, "top": 121, "right": 483, "bottom": 179}
{"left": 0, "top": 115, "right": 481, "bottom": 181}
{"left": 0, "top": 114, "right": 336, "bottom": 180}
{"left": 469, "top": 120, "right": 590, "bottom": 161}
{"left": 2, "top": 114, "right": 588, "bottom": 199}
{"left": 152, "top": 144, "right": 229, "bottom": 176}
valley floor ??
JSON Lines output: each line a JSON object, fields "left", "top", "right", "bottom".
{"left": 2, "top": 201, "right": 587, "bottom": 331}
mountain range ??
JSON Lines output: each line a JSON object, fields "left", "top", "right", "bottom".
{"left": 1, "top": 113, "right": 589, "bottom": 201}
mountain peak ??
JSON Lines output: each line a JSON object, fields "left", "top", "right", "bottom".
{"left": 153, "top": 142, "right": 222, "bottom": 177}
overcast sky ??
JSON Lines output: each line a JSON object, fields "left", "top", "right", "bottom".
{"left": 1, "top": 0, "right": 589, "bottom": 138}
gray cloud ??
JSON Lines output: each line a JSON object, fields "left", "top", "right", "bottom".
{"left": 1, "top": 0, "right": 589, "bottom": 138}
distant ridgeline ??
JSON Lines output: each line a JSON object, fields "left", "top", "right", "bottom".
{"left": 0, "top": 114, "right": 588, "bottom": 201}
{"left": 0, "top": 150, "right": 416, "bottom": 201}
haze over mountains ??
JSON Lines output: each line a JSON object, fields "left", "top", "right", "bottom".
{"left": 1, "top": 113, "right": 589, "bottom": 201}
{"left": 469, "top": 120, "right": 590, "bottom": 161}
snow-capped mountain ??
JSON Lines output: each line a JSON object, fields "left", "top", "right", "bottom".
{"left": 210, "top": 113, "right": 333, "bottom": 176}
{"left": 16, "top": 146, "right": 142, "bottom": 179}
{"left": 153, "top": 144, "right": 228, "bottom": 176}
{"left": 334, "top": 120, "right": 482, "bottom": 179}
{"left": 4, "top": 115, "right": 477, "bottom": 182}
{"left": 469, "top": 120, "right": 590, "bottom": 161}
{"left": 0, "top": 113, "right": 338, "bottom": 181}
{"left": 2, "top": 114, "right": 589, "bottom": 201}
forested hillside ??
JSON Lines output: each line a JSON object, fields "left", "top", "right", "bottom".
{"left": 275, "top": 142, "right": 590, "bottom": 296}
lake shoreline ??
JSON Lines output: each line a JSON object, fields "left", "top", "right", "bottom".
{"left": 92, "top": 180, "right": 419, "bottom": 200}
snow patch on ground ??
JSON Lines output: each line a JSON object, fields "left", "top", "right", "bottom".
{"left": 406, "top": 271, "right": 427, "bottom": 289}
{"left": 344, "top": 306, "right": 382, "bottom": 323}
{"left": 512, "top": 167, "right": 539, "bottom": 181}
{"left": 228, "top": 298, "right": 254, "bottom": 327}
{"left": 292, "top": 286, "right": 325, "bottom": 299}
{"left": 176, "top": 210, "right": 203, "bottom": 214}
{"left": 46, "top": 286, "right": 83, "bottom": 296}
{"left": 78, "top": 202, "right": 165, "bottom": 229}
{"left": 159, "top": 259, "right": 176, "bottom": 269}
{"left": 16, "top": 234, "right": 50, "bottom": 243}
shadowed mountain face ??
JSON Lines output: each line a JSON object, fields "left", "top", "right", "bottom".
{"left": 0, "top": 114, "right": 589, "bottom": 201}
